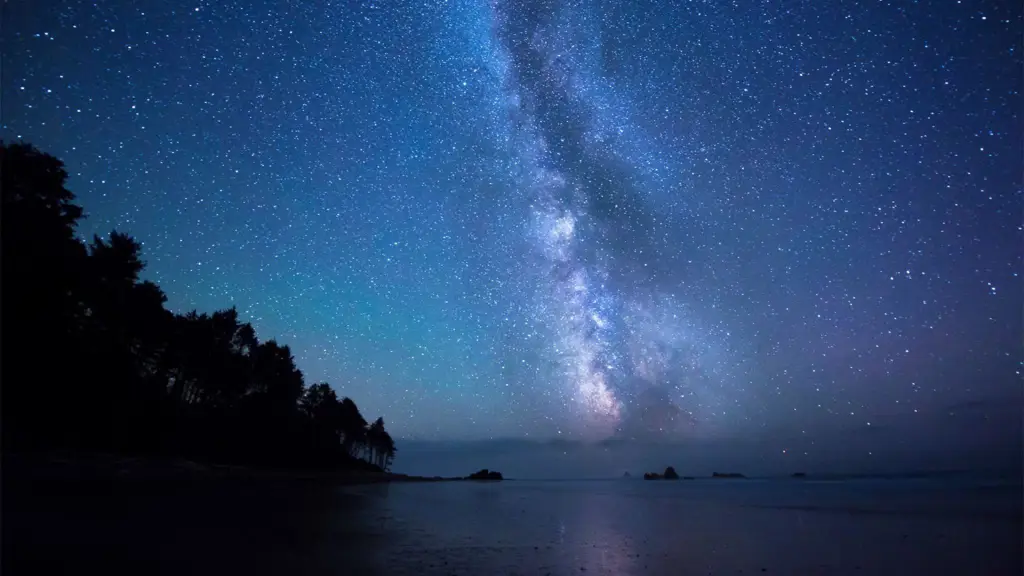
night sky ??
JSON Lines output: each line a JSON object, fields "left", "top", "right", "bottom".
{"left": 5, "top": 1, "right": 1021, "bottom": 453}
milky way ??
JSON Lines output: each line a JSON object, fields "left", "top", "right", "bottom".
{"left": 482, "top": 0, "right": 744, "bottom": 437}
{"left": 4, "top": 0, "right": 1020, "bottom": 442}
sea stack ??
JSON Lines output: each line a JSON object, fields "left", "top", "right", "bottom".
{"left": 467, "top": 469, "right": 503, "bottom": 480}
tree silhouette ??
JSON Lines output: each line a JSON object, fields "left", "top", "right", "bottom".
{"left": 1, "top": 142, "right": 398, "bottom": 472}
{"left": 2, "top": 143, "right": 89, "bottom": 450}
{"left": 380, "top": 429, "right": 397, "bottom": 471}
{"left": 338, "top": 397, "right": 369, "bottom": 458}
{"left": 366, "top": 417, "right": 386, "bottom": 468}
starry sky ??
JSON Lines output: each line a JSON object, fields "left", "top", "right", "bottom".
{"left": 4, "top": 0, "right": 1021, "bottom": 448}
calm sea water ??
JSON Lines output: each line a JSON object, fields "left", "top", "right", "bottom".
{"left": 8, "top": 470, "right": 1022, "bottom": 575}
{"left": 335, "top": 477, "right": 1022, "bottom": 575}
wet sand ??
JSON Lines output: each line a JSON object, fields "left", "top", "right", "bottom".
{"left": 5, "top": 458, "right": 1021, "bottom": 575}
{"left": 3, "top": 456, "right": 372, "bottom": 575}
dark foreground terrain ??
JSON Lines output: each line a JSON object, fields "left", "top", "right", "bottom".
{"left": 5, "top": 456, "right": 1021, "bottom": 575}
{"left": 3, "top": 455, "right": 391, "bottom": 575}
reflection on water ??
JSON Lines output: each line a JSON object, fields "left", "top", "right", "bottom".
{"left": 349, "top": 479, "right": 1021, "bottom": 575}
{"left": 351, "top": 478, "right": 1021, "bottom": 575}
{"left": 577, "top": 489, "right": 637, "bottom": 575}
{"left": 7, "top": 473, "right": 1022, "bottom": 575}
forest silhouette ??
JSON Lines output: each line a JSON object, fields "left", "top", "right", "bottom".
{"left": 1, "top": 142, "right": 396, "bottom": 472}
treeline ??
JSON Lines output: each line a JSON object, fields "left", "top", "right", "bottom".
{"left": 1, "top": 143, "right": 395, "bottom": 471}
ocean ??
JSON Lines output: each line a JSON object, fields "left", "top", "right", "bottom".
{"left": 337, "top": 476, "right": 1022, "bottom": 575}
{"left": 7, "top": 469, "right": 1021, "bottom": 575}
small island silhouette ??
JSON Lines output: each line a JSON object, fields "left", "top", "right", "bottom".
{"left": 466, "top": 469, "right": 503, "bottom": 480}
{"left": 711, "top": 472, "right": 746, "bottom": 479}
{"left": 643, "top": 466, "right": 680, "bottom": 480}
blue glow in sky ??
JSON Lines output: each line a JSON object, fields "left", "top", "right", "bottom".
{"left": 4, "top": 0, "right": 1020, "bottom": 443}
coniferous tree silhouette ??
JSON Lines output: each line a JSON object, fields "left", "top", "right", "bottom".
{"left": 1, "top": 142, "right": 396, "bottom": 472}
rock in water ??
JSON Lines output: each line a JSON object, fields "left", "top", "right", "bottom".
{"left": 467, "top": 469, "right": 503, "bottom": 480}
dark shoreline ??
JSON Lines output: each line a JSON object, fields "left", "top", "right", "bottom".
{"left": 1, "top": 452, "right": 493, "bottom": 485}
